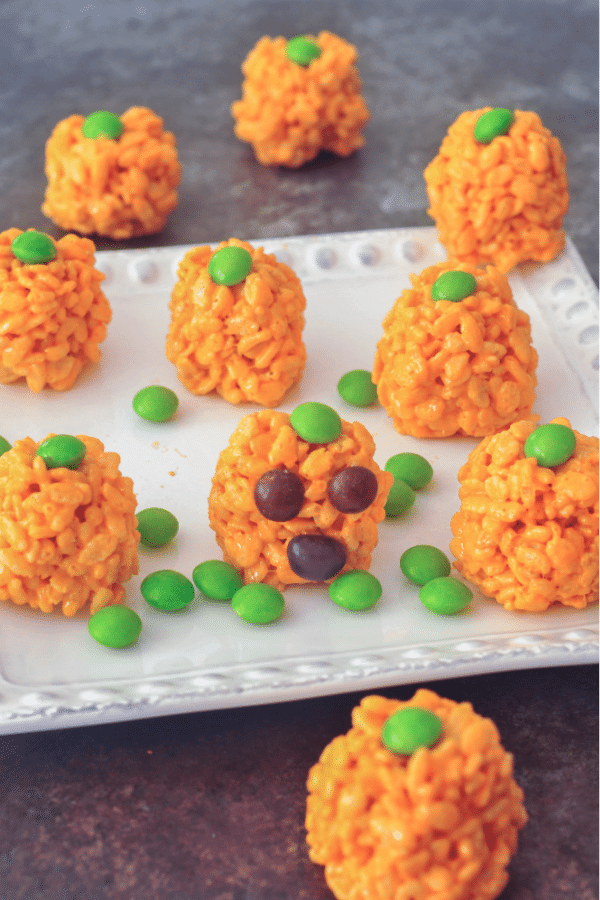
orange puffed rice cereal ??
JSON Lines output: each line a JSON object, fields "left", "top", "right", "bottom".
{"left": 208, "top": 409, "right": 393, "bottom": 589}
{"left": 43, "top": 106, "right": 181, "bottom": 239}
{"left": 306, "top": 691, "right": 527, "bottom": 900}
{"left": 372, "top": 261, "right": 538, "bottom": 438}
{"left": 231, "top": 32, "right": 370, "bottom": 167}
{"left": 424, "top": 108, "right": 568, "bottom": 273}
{"left": 450, "top": 417, "right": 599, "bottom": 611}
{"left": 0, "top": 435, "right": 139, "bottom": 617}
{"left": 0, "top": 228, "right": 111, "bottom": 392}
{"left": 166, "top": 238, "right": 306, "bottom": 407}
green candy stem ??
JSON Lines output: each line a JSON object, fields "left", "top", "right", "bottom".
{"left": 36, "top": 435, "right": 86, "bottom": 470}
{"left": 290, "top": 402, "right": 342, "bottom": 444}
{"left": 11, "top": 231, "right": 57, "bottom": 265}
{"left": 381, "top": 707, "right": 443, "bottom": 755}
{"left": 524, "top": 423, "right": 576, "bottom": 468}
{"left": 208, "top": 246, "right": 253, "bottom": 286}
{"left": 82, "top": 110, "right": 124, "bottom": 140}
{"left": 285, "top": 36, "right": 322, "bottom": 66}
{"left": 473, "top": 107, "right": 514, "bottom": 144}
{"left": 431, "top": 270, "right": 477, "bottom": 302}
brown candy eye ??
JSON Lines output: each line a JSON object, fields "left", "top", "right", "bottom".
{"left": 287, "top": 534, "right": 347, "bottom": 581}
{"left": 327, "top": 466, "right": 378, "bottom": 514}
{"left": 254, "top": 469, "right": 305, "bottom": 521}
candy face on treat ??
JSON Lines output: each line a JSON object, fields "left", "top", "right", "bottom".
{"left": 373, "top": 260, "right": 538, "bottom": 438}
{"left": 0, "top": 228, "right": 111, "bottom": 392}
{"left": 166, "top": 238, "right": 306, "bottom": 408}
{"left": 450, "top": 417, "right": 599, "bottom": 611}
{"left": 42, "top": 106, "right": 181, "bottom": 239}
{"left": 306, "top": 691, "right": 528, "bottom": 900}
{"left": 0, "top": 434, "right": 139, "bottom": 616}
{"left": 208, "top": 407, "right": 393, "bottom": 590}
{"left": 231, "top": 31, "right": 370, "bottom": 167}
{"left": 424, "top": 107, "right": 569, "bottom": 273}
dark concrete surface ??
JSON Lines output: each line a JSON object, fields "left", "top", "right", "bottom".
{"left": 0, "top": 0, "right": 597, "bottom": 280}
{"left": 0, "top": 667, "right": 597, "bottom": 900}
{"left": 0, "top": 2, "right": 598, "bottom": 899}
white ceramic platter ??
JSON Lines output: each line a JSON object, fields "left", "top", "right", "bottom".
{"left": 0, "top": 227, "right": 597, "bottom": 734}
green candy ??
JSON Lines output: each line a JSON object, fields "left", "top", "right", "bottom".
{"left": 192, "top": 560, "right": 244, "bottom": 601}
{"left": 36, "top": 435, "right": 86, "bottom": 470}
{"left": 384, "top": 479, "right": 415, "bottom": 517}
{"left": 419, "top": 577, "right": 472, "bottom": 615}
{"left": 385, "top": 453, "right": 433, "bottom": 490}
{"left": 290, "top": 402, "right": 342, "bottom": 444}
{"left": 141, "top": 569, "right": 195, "bottom": 611}
{"left": 231, "top": 583, "right": 285, "bottom": 624}
{"left": 0, "top": 436, "right": 11, "bottom": 456}
{"left": 524, "top": 423, "right": 576, "bottom": 468}
{"left": 328, "top": 570, "right": 382, "bottom": 611}
{"left": 11, "top": 231, "right": 56, "bottom": 265}
{"left": 88, "top": 605, "right": 142, "bottom": 649}
{"left": 400, "top": 545, "right": 451, "bottom": 585}
{"left": 285, "top": 36, "right": 322, "bottom": 66}
{"left": 82, "top": 110, "right": 124, "bottom": 140}
{"left": 136, "top": 507, "right": 179, "bottom": 548}
{"left": 473, "top": 107, "right": 514, "bottom": 144}
{"left": 431, "top": 270, "right": 477, "bottom": 302}
{"left": 381, "top": 707, "right": 443, "bottom": 755}
{"left": 133, "top": 385, "right": 179, "bottom": 422}
{"left": 337, "top": 369, "right": 378, "bottom": 407}
{"left": 208, "top": 246, "right": 253, "bottom": 286}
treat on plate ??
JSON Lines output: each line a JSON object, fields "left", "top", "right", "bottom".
{"left": 166, "top": 238, "right": 306, "bottom": 407}
{"left": 306, "top": 690, "right": 528, "bottom": 900}
{"left": 42, "top": 106, "right": 181, "bottom": 239}
{"left": 231, "top": 32, "right": 370, "bottom": 167}
{"left": 0, "top": 434, "right": 139, "bottom": 616}
{"left": 208, "top": 404, "right": 393, "bottom": 589}
{"left": 450, "top": 417, "right": 599, "bottom": 611}
{"left": 424, "top": 107, "right": 569, "bottom": 272}
{"left": 372, "top": 261, "right": 538, "bottom": 438}
{"left": 0, "top": 228, "right": 111, "bottom": 392}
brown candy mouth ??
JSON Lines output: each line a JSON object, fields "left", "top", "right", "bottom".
{"left": 287, "top": 534, "right": 347, "bottom": 582}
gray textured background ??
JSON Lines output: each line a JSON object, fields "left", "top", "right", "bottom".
{"left": 0, "top": 0, "right": 598, "bottom": 281}
{"left": 0, "top": 4, "right": 598, "bottom": 900}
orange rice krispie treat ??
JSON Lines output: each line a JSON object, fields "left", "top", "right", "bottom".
{"left": 231, "top": 32, "right": 370, "bottom": 167}
{"left": 0, "top": 434, "right": 139, "bottom": 616}
{"left": 0, "top": 228, "right": 111, "bottom": 392}
{"left": 43, "top": 106, "right": 181, "bottom": 239}
{"left": 450, "top": 417, "right": 599, "bottom": 611}
{"left": 372, "top": 261, "right": 538, "bottom": 438}
{"left": 306, "top": 690, "right": 528, "bottom": 900}
{"left": 166, "top": 238, "right": 306, "bottom": 407}
{"left": 424, "top": 107, "right": 569, "bottom": 272}
{"left": 208, "top": 405, "right": 393, "bottom": 589}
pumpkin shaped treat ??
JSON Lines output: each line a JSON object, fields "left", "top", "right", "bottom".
{"left": 450, "top": 417, "right": 599, "bottom": 611}
{"left": 232, "top": 32, "right": 369, "bottom": 167}
{"left": 373, "top": 261, "right": 538, "bottom": 438}
{"left": 166, "top": 238, "right": 306, "bottom": 408}
{"left": 306, "top": 691, "right": 528, "bottom": 900}
{"left": 208, "top": 404, "right": 393, "bottom": 590}
{"left": 424, "top": 107, "right": 568, "bottom": 272}
{"left": 0, "top": 434, "right": 139, "bottom": 616}
{"left": 0, "top": 228, "right": 111, "bottom": 392}
{"left": 43, "top": 106, "right": 181, "bottom": 239}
